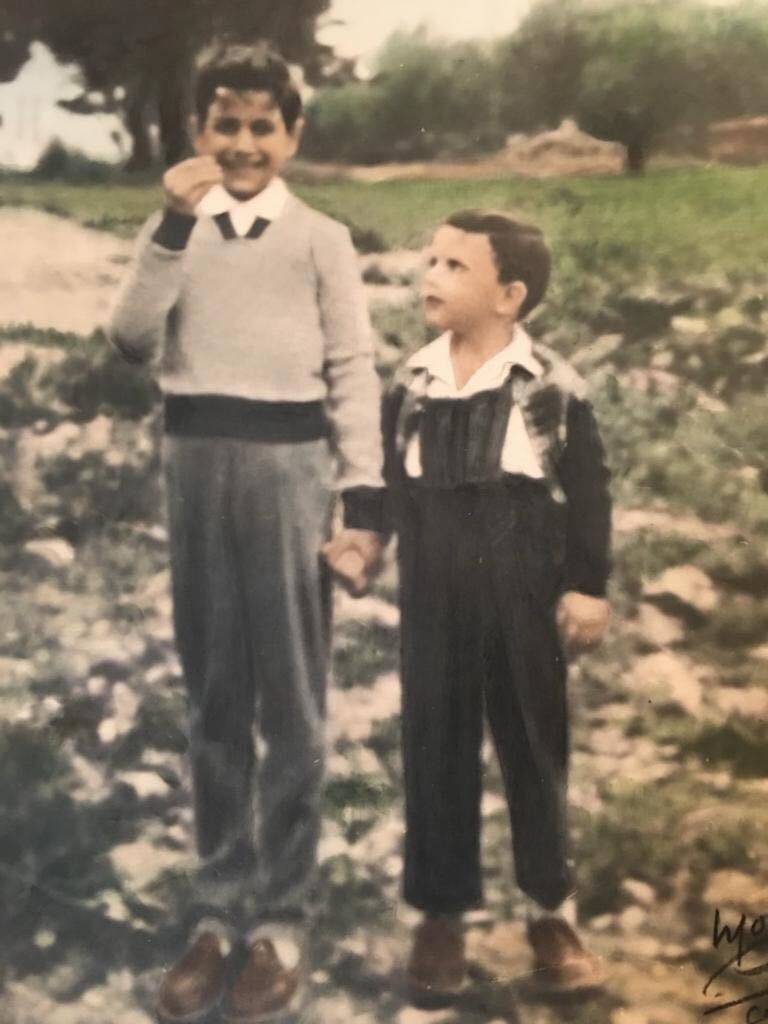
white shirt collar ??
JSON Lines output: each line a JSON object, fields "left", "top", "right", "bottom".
{"left": 407, "top": 324, "right": 543, "bottom": 394}
{"left": 195, "top": 177, "right": 290, "bottom": 236}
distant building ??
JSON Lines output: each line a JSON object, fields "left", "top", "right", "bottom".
{"left": 0, "top": 42, "right": 128, "bottom": 170}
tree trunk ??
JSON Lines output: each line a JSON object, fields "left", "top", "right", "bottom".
{"left": 625, "top": 140, "right": 647, "bottom": 175}
{"left": 158, "top": 53, "right": 191, "bottom": 167}
{"left": 124, "top": 77, "right": 153, "bottom": 172}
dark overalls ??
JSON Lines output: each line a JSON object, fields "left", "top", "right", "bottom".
{"left": 383, "top": 368, "right": 611, "bottom": 914}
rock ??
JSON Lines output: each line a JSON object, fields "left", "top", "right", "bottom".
{"left": 116, "top": 771, "right": 171, "bottom": 800}
{"left": 696, "top": 391, "right": 728, "bottom": 414}
{"left": 110, "top": 839, "right": 183, "bottom": 893}
{"left": 619, "top": 906, "right": 648, "bottom": 931}
{"left": 98, "top": 718, "right": 120, "bottom": 744}
{"left": 622, "top": 879, "right": 656, "bottom": 908}
{"left": 671, "top": 315, "right": 710, "bottom": 336}
{"left": 623, "top": 935, "right": 662, "bottom": 959}
{"left": 34, "top": 928, "right": 57, "bottom": 949}
{"left": 644, "top": 565, "right": 718, "bottom": 619}
{"left": 111, "top": 681, "right": 140, "bottom": 734}
{"left": 749, "top": 643, "right": 768, "bottom": 661}
{"left": 631, "top": 652, "right": 710, "bottom": 716}
{"left": 397, "top": 1008, "right": 454, "bottom": 1024}
{"left": 622, "top": 367, "right": 680, "bottom": 394}
{"left": 712, "top": 687, "right": 768, "bottom": 718}
{"left": 23, "top": 537, "right": 75, "bottom": 568}
{"left": 0, "top": 656, "right": 36, "bottom": 685}
{"left": 334, "top": 591, "right": 399, "bottom": 629}
{"left": 612, "top": 1010, "right": 649, "bottom": 1024}
{"left": 100, "top": 889, "right": 131, "bottom": 922}
{"left": 704, "top": 870, "right": 768, "bottom": 908}
{"left": 572, "top": 333, "right": 623, "bottom": 369}
{"left": 327, "top": 672, "right": 400, "bottom": 745}
{"left": 634, "top": 603, "right": 685, "bottom": 646}
{"left": 590, "top": 914, "right": 616, "bottom": 932}
{"left": 481, "top": 791, "right": 507, "bottom": 817}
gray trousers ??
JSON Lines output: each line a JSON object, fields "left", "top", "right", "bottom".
{"left": 163, "top": 435, "right": 334, "bottom": 932}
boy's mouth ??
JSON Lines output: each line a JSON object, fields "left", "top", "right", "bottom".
{"left": 423, "top": 295, "right": 444, "bottom": 310}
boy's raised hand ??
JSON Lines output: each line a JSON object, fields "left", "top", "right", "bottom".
{"left": 556, "top": 591, "right": 610, "bottom": 657}
{"left": 322, "top": 529, "right": 384, "bottom": 597}
{"left": 163, "top": 156, "right": 224, "bottom": 216}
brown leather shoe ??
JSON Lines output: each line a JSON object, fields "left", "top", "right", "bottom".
{"left": 224, "top": 938, "right": 303, "bottom": 1023}
{"left": 406, "top": 915, "right": 467, "bottom": 1007}
{"left": 156, "top": 932, "right": 228, "bottom": 1023}
{"left": 526, "top": 917, "right": 606, "bottom": 995}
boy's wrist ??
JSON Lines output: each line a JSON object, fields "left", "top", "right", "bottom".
{"left": 152, "top": 208, "right": 197, "bottom": 251}
{"left": 341, "top": 486, "right": 386, "bottom": 534}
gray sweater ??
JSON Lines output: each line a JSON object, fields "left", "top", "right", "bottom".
{"left": 109, "top": 193, "right": 384, "bottom": 497}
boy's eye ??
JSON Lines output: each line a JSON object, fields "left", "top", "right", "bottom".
{"left": 447, "top": 259, "right": 463, "bottom": 271}
{"left": 249, "top": 120, "right": 275, "bottom": 136}
{"left": 213, "top": 118, "right": 240, "bottom": 135}
{"left": 426, "top": 256, "right": 438, "bottom": 268}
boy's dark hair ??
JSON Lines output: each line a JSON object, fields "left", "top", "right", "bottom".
{"left": 445, "top": 210, "right": 551, "bottom": 318}
{"left": 194, "top": 41, "right": 303, "bottom": 130}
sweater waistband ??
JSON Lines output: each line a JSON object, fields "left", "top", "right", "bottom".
{"left": 164, "top": 394, "right": 329, "bottom": 442}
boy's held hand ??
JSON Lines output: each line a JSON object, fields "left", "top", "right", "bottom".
{"left": 322, "top": 529, "right": 384, "bottom": 598}
{"left": 163, "top": 156, "right": 224, "bottom": 216}
{"left": 556, "top": 591, "right": 610, "bottom": 657}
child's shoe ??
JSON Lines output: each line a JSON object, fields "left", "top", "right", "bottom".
{"left": 156, "top": 931, "right": 229, "bottom": 1022}
{"left": 223, "top": 929, "right": 304, "bottom": 1024}
{"left": 406, "top": 915, "right": 467, "bottom": 1007}
{"left": 526, "top": 916, "right": 606, "bottom": 995}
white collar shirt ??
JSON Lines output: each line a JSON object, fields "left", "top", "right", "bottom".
{"left": 195, "top": 176, "right": 290, "bottom": 237}
{"left": 403, "top": 325, "right": 545, "bottom": 479}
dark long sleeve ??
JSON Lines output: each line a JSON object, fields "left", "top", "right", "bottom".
{"left": 556, "top": 397, "right": 612, "bottom": 597}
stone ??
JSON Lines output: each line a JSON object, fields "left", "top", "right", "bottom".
{"left": 644, "top": 565, "right": 718, "bottom": 618}
{"left": 334, "top": 591, "right": 399, "bottom": 629}
{"left": 619, "top": 906, "right": 648, "bottom": 931}
{"left": 0, "top": 656, "right": 36, "bottom": 685}
{"left": 572, "top": 333, "right": 623, "bottom": 369}
{"left": 634, "top": 603, "right": 685, "bottom": 646}
{"left": 327, "top": 672, "right": 400, "bottom": 745}
{"left": 672, "top": 315, "right": 710, "bottom": 336}
{"left": 100, "top": 889, "right": 131, "bottom": 922}
{"left": 481, "top": 791, "right": 507, "bottom": 817}
{"left": 110, "top": 839, "right": 183, "bottom": 893}
{"left": 704, "top": 870, "right": 768, "bottom": 908}
{"left": 34, "top": 929, "right": 57, "bottom": 949}
{"left": 116, "top": 771, "right": 170, "bottom": 800}
{"left": 631, "top": 652, "right": 709, "bottom": 716}
{"left": 23, "top": 537, "right": 75, "bottom": 568}
{"left": 749, "top": 644, "right": 768, "bottom": 661}
{"left": 622, "top": 879, "right": 656, "bottom": 908}
{"left": 712, "top": 687, "right": 768, "bottom": 718}
{"left": 112, "top": 681, "right": 139, "bottom": 734}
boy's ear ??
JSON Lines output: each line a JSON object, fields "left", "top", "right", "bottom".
{"left": 289, "top": 115, "right": 305, "bottom": 151}
{"left": 189, "top": 113, "right": 203, "bottom": 151}
{"left": 500, "top": 280, "right": 528, "bottom": 318}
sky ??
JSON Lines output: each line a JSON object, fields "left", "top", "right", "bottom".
{"left": 319, "top": 0, "right": 534, "bottom": 72}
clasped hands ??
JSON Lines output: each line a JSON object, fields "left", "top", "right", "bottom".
{"left": 322, "top": 534, "right": 611, "bottom": 657}
{"left": 322, "top": 529, "right": 384, "bottom": 597}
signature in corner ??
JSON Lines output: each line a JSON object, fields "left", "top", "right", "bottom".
{"left": 703, "top": 909, "right": 768, "bottom": 1022}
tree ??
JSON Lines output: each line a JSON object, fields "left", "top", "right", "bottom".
{"left": 498, "top": 0, "right": 768, "bottom": 175}
{"left": 302, "top": 27, "right": 505, "bottom": 164}
{"left": 0, "top": 0, "right": 332, "bottom": 169}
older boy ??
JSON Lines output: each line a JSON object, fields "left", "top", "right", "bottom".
{"left": 378, "top": 210, "right": 611, "bottom": 1003}
{"left": 109, "top": 42, "right": 383, "bottom": 1024}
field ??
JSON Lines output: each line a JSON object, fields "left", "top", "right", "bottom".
{"left": 1, "top": 165, "right": 767, "bottom": 1024}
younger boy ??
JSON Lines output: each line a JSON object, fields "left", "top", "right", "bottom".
{"left": 380, "top": 210, "right": 611, "bottom": 1001}
{"left": 109, "top": 42, "right": 384, "bottom": 1024}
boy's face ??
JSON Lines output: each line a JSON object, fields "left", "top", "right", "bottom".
{"left": 421, "top": 225, "right": 522, "bottom": 334}
{"left": 193, "top": 89, "right": 301, "bottom": 200}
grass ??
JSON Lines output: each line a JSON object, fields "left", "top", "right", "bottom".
{"left": 4, "top": 164, "right": 768, "bottom": 277}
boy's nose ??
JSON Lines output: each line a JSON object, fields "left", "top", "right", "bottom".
{"left": 233, "top": 127, "right": 257, "bottom": 153}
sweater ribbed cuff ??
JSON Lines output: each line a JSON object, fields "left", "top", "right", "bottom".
{"left": 152, "top": 209, "right": 196, "bottom": 251}
{"left": 342, "top": 486, "right": 386, "bottom": 533}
